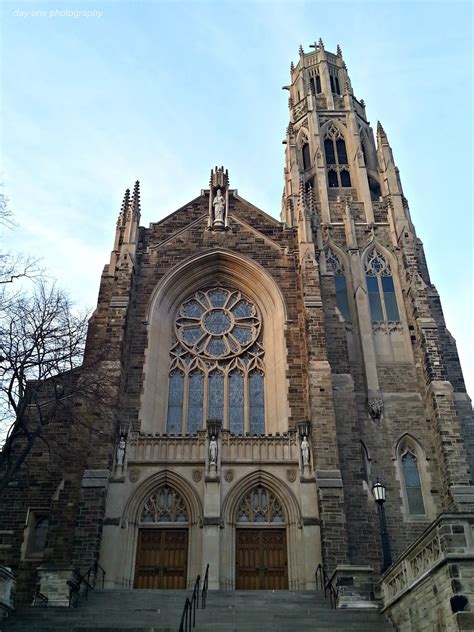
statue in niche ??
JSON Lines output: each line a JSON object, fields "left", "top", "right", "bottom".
{"left": 212, "top": 188, "right": 226, "bottom": 226}
{"left": 209, "top": 435, "right": 218, "bottom": 465}
{"left": 116, "top": 435, "right": 126, "bottom": 469}
{"left": 301, "top": 435, "right": 310, "bottom": 467}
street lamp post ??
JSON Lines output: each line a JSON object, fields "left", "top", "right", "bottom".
{"left": 372, "top": 480, "right": 393, "bottom": 573}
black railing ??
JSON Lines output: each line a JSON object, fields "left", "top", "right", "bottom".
{"left": 68, "top": 561, "right": 106, "bottom": 607}
{"left": 315, "top": 563, "right": 337, "bottom": 609}
{"left": 201, "top": 563, "right": 209, "bottom": 610}
{"left": 178, "top": 564, "right": 210, "bottom": 632}
{"left": 32, "top": 590, "right": 49, "bottom": 607}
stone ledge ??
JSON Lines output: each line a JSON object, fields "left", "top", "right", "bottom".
{"left": 318, "top": 479, "right": 343, "bottom": 488}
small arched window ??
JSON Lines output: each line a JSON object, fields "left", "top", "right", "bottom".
{"left": 236, "top": 486, "right": 284, "bottom": 523}
{"left": 364, "top": 248, "right": 400, "bottom": 322}
{"left": 326, "top": 248, "right": 350, "bottom": 321}
{"left": 302, "top": 143, "right": 311, "bottom": 170}
{"left": 329, "top": 74, "right": 341, "bottom": 95}
{"left": 141, "top": 486, "right": 188, "bottom": 523}
{"left": 31, "top": 518, "right": 48, "bottom": 554}
{"left": 401, "top": 450, "right": 425, "bottom": 515}
{"left": 316, "top": 75, "right": 321, "bottom": 94}
{"left": 368, "top": 176, "right": 381, "bottom": 201}
{"left": 309, "top": 77, "right": 315, "bottom": 95}
{"left": 324, "top": 125, "right": 351, "bottom": 188}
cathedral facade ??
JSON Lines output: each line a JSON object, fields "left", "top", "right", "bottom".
{"left": 1, "top": 41, "right": 473, "bottom": 619}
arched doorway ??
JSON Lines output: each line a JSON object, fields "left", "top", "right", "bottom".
{"left": 235, "top": 485, "right": 288, "bottom": 590}
{"left": 134, "top": 485, "right": 189, "bottom": 589}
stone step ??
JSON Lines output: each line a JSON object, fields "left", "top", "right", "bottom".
{"left": 3, "top": 589, "right": 393, "bottom": 631}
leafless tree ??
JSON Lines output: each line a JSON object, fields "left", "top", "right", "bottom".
{"left": 0, "top": 183, "right": 40, "bottom": 289}
{"left": 0, "top": 282, "right": 115, "bottom": 497}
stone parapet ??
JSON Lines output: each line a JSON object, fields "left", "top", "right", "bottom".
{"left": 37, "top": 565, "right": 81, "bottom": 607}
{"left": 0, "top": 565, "right": 15, "bottom": 620}
{"left": 329, "top": 565, "right": 378, "bottom": 609}
{"left": 127, "top": 431, "right": 300, "bottom": 465}
{"left": 380, "top": 513, "right": 474, "bottom": 631}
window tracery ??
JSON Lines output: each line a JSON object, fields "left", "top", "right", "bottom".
{"left": 401, "top": 450, "right": 425, "bottom": 515}
{"left": 365, "top": 248, "right": 400, "bottom": 322}
{"left": 166, "top": 287, "right": 265, "bottom": 435}
{"left": 141, "top": 486, "right": 188, "bottom": 523}
{"left": 236, "top": 486, "right": 284, "bottom": 523}
{"left": 324, "top": 124, "right": 351, "bottom": 187}
{"left": 326, "top": 248, "right": 350, "bottom": 321}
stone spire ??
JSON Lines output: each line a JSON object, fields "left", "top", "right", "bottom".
{"left": 117, "top": 188, "right": 130, "bottom": 228}
{"left": 131, "top": 180, "right": 141, "bottom": 219}
{"left": 377, "top": 121, "right": 389, "bottom": 146}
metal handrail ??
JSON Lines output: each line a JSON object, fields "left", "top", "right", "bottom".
{"left": 179, "top": 574, "right": 200, "bottom": 632}
{"left": 178, "top": 564, "right": 210, "bottom": 632}
{"left": 315, "top": 563, "right": 338, "bottom": 609}
{"left": 68, "top": 560, "right": 106, "bottom": 607}
{"left": 201, "top": 564, "right": 209, "bottom": 610}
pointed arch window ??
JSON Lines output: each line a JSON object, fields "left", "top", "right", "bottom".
{"left": 324, "top": 124, "right": 351, "bottom": 188}
{"left": 365, "top": 248, "right": 400, "bottom": 322}
{"left": 326, "top": 248, "right": 351, "bottom": 321}
{"left": 166, "top": 287, "right": 265, "bottom": 435}
{"left": 302, "top": 142, "right": 311, "bottom": 171}
{"left": 310, "top": 75, "right": 322, "bottom": 95}
{"left": 401, "top": 450, "right": 425, "bottom": 515}
{"left": 141, "top": 486, "right": 188, "bottom": 523}
{"left": 236, "top": 486, "right": 284, "bottom": 523}
{"left": 329, "top": 74, "right": 341, "bottom": 95}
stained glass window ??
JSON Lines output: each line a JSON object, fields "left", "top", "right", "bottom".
{"left": 188, "top": 372, "right": 204, "bottom": 434}
{"left": 167, "top": 287, "right": 265, "bottom": 434}
{"left": 229, "top": 371, "right": 244, "bottom": 434}
{"left": 236, "top": 486, "right": 284, "bottom": 523}
{"left": 167, "top": 371, "right": 184, "bottom": 433}
{"left": 208, "top": 371, "right": 224, "bottom": 422}
{"left": 365, "top": 249, "right": 400, "bottom": 323}
{"left": 326, "top": 248, "right": 351, "bottom": 322}
{"left": 402, "top": 452, "right": 425, "bottom": 515}
{"left": 141, "top": 486, "right": 188, "bottom": 523}
{"left": 249, "top": 371, "right": 265, "bottom": 435}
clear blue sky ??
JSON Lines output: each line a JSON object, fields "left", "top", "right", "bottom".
{"left": 1, "top": 0, "right": 473, "bottom": 395}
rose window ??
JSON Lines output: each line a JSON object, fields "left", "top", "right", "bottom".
{"left": 175, "top": 288, "right": 260, "bottom": 359}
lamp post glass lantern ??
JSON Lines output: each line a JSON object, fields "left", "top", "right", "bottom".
{"left": 372, "top": 480, "right": 392, "bottom": 573}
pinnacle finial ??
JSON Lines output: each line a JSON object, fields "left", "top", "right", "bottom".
{"left": 290, "top": 61, "right": 295, "bottom": 72}
{"left": 131, "top": 180, "right": 141, "bottom": 216}
{"left": 377, "top": 120, "right": 388, "bottom": 144}
{"left": 298, "top": 44, "right": 304, "bottom": 56}
{"left": 318, "top": 38, "right": 324, "bottom": 50}
{"left": 336, "top": 44, "right": 342, "bottom": 57}
{"left": 117, "top": 187, "right": 130, "bottom": 227}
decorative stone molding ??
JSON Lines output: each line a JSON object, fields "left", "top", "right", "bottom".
{"left": 367, "top": 398, "right": 383, "bottom": 421}
{"left": 224, "top": 470, "right": 234, "bottom": 483}
{"left": 286, "top": 469, "right": 297, "bottom": 483}
{"left": 192, "top": 469, "right": 202, "bottom": 483}
{"left": 128, "top": 469, "right": 140, "bottom": 483}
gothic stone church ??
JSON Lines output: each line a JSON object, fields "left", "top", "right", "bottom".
{"left": 2, "top": 42, "right": 473, "bottom": 628}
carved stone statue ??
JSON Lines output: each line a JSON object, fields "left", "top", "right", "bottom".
{"left": 301, "top": 435, "right": 310, "bottom": 467}
{"left": 209, "top": 435, "right": 218, "bottom": 465}
{"left": 212, "top": 189, "right": 225, "bottom": 226}
{"left": 116, "top": 435, "right": 126, "bottom": 468}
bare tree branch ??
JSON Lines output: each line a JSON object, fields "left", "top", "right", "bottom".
{"left": 0, "top": 281, "right": 116, "bottom": 497}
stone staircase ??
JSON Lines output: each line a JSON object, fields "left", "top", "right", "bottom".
{"left": 2, "top": 589, "right": 394, "bottom": 631}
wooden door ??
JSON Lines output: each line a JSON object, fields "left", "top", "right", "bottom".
{"left": 236, "top": 529, "right": 288, "bottom": 590}
{"left": 134, "top": 529, "right": 188, "bottom": 589}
